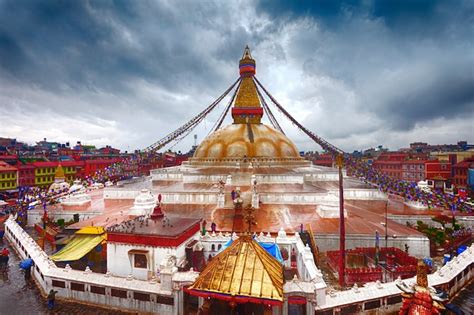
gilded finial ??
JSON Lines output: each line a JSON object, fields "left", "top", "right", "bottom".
{"left": 232, "top": 46, "right": 262, "bottom": 124}
{"left": 242, "top": 45, "right": 253, "bottom": 60}
{"left": 335, "top": 154, "right": 344, "bottom": 168}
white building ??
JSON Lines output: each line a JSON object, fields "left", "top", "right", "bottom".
{"left": 106, "top": 215, "right": 201, "bottom": 280}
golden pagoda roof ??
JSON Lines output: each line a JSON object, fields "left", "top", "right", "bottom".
{"left": 188, "top": 235, "right": 284, "bottom": 302}
{"left": 55, "top": 163, "right": 66, "bottom": 179}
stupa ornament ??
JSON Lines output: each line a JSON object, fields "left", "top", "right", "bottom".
{"left": 128, "top": 189, "right": 156, "bottom": 216}
{"left": 49, "top": 163, "right": 70, "bottom": 193}
{"left": 397, "top": 261, "right": 447, "bottom": 314}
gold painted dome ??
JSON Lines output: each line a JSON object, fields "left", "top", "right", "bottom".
{"left": 193, "top": 124, "right": 300, "bottom": 159}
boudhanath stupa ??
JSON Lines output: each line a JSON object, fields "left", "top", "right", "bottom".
{"left": 70, "top": 46, "right": 429, "bottom": 257}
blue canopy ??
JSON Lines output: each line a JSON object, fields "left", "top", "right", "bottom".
{"left": 258, "top": 242, "right": 283, "bottom": 263}
{"left": 19, "top": 258, "right": 33, "bottom": 269}
{"left": 221, "top": 239, "right": 283, "bottom": 263}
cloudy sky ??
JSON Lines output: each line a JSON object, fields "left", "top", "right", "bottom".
{"left": 0, "top": 0, "right": 473, "bottom": 153}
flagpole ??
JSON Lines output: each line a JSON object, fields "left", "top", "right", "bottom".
{"left": 336, "top": 154, "right": 345, "bottom": 288}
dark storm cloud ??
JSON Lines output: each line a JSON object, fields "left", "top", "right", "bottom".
{"left": 377, "top": 62, "right": 474, "bottom": 130}
{"left": 256, "top": 0, "right": 473, "bottom": 144}
{"left": 0, "top": 0, "right": 233, "bottom": 94}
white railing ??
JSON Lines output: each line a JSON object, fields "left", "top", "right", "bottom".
{"left": 4, "top": 217, "right": 181, "bottom": 314}
{"left": 255, "top": 174, "right": 304, "bottom": 184}
{"left": 316, "top": 243, "right": 474, "bottom": 312}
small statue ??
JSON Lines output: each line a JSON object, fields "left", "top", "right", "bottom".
{"left": 397, "top": 261, "right": 447, "bottom": 314}
{"left": 217, "top": 180, "right": 225, "bottom": 194}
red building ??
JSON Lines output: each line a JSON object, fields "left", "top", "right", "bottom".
{"left": 17, "top": 163, "right": 35, "bottom": 187}
{"left": 312, "top": 153, "right": 333, "bottom": 167}
{"left": 84, "top": 158, "right": 121, "bottom": 177}
{"left": 372, "top": 152, "right": 407, "bottom": 179}
{"left": 424, "top": 160, "right": 451, "bottom": 180}
{"left": 452, "top": 158, "right": 474, "bottom": 188}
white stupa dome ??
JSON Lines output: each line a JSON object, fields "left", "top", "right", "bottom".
{"left": 128, "top": 189, "right": 156, "bottom": 216}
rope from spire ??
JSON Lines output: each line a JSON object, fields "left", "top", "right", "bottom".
{"left": 144, "top": 78, "right": 240, "bottom": 152}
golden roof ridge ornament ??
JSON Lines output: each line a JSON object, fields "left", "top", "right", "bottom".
{"left": 187, "top": 234, "right": 284, "bottom": 303}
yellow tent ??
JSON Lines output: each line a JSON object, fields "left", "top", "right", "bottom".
{"left": 50, "top": 226, "right": 105, "bottom": 262}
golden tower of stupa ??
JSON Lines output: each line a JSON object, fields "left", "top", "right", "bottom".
{"left": 193, "top": 46, "right": 301, "bottom": 160}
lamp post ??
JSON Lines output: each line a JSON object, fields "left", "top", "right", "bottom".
{"left": 336, "top": 154, "right": 345, "bottom": 288}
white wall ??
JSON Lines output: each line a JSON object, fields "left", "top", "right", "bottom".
{"left": 107, "top": 235, "right": 198, "bottom": 280}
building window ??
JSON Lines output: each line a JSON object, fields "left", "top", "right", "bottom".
{"left": 90, "top": 285, "right": 106, "bottom": 295}
{"left": 134, "top": 254, "right": 147, "bottom": 268}
{"left": 52, "top": 280, "right": 66, "bottom": 288}
{"left": 71, "top": 282, "right": 85, "bottom": 292}
{"left": 111, "top": 289, "right": 127, "bottom": 298}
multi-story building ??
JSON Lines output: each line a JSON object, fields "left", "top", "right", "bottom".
{"left": 32, "top": 161, "right": 58, "bottom": 187}
{"left": 84, "top": 159, "right": 121, "bottom": 177}
{"left": 401, "top": 160, "right": 426, "bottom": 182}
{"left": 17, "top": 163, "right": 35, "bottom": 187}
{"left": 430, "top": 150, "right": 474, "bottom": 164}
{"left": 60, "top": 160, "right": 85, "bottom": 182}
{"left": 372, "top": 152, "right": 407, "bottom": 179}
{"left": 425, "top": 160, "right": 451, "bottom": 180}
{"left": 0, "top": 161, "right": 18, "bottom": 192}
{"left": 452, "top": 158, "right": 474, "bottom": 188}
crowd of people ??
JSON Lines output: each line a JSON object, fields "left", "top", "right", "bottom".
{"left": 346, "top": 157, "right": 473, "bottom": 213}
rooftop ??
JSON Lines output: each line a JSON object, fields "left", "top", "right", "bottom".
{"left": 107, "top": 215, "right": 201, "bottom": 238}
{"left": 0, "top": 161, "right": 17, "bottom": 172}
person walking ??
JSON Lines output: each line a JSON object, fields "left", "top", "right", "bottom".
{"left": 0, "top": 248, "right": 9, "bottom": 268}
{"left": 24, "top": 264, "right": 32, "bottom": 280}
{"left": 47, "top": 289, "right": 58, "bottom": 309}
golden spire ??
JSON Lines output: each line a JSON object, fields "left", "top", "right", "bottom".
{"left": 232, "top": 45, "right": 263, "bottom": 124}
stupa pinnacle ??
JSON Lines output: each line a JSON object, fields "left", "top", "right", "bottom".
{"left": 232, "top": 45, "right": 263, "bottom": 124}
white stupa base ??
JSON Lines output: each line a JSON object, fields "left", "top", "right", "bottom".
{"left": 128, "top": 189, "right": 156, "bottom": 216}
{"left": 60, "top": 193, "right": 92, "bottom": 206}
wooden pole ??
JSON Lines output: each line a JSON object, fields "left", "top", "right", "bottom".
{"left": 336, "top": 154, "right": 345, "bottom": 288}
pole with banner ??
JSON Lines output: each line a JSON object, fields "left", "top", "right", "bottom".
{"left": 336, "top": 154, "right": 345, "bottom": 288}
